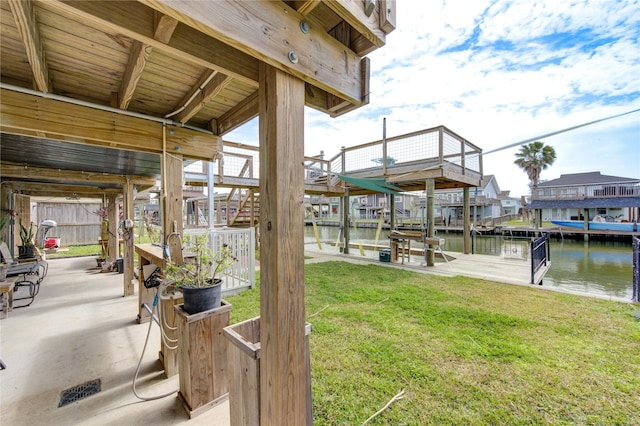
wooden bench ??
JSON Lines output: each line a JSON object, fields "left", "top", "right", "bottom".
{"left": 389, "top": 231, "right": 448, "bottom": 264}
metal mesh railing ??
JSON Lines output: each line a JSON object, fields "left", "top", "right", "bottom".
{"left": 328, "top": 126, "right": 482, "bottom": 176}
{"left": 386, "top": 130, "right": 440, "bottom": 164}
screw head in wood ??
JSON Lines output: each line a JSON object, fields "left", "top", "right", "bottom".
{"left": 288, "top": 51, "right": 299, "bottom": 64}
{"left": 299, "top": 20, "right": 309, "bottom": 34}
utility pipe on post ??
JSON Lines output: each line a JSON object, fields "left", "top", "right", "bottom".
{"left": 464, "top": 187, "right": 471, "bottom": 254}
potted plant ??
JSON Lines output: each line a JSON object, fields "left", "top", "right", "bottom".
{"left": 165, "top": 233, "right": 236, "bottom": 315}
{"left": 18, "top": 218, "right": 36, "bottom": 259}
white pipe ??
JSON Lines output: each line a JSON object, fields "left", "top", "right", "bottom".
{"left": 164, "top": 71, "right": 217, "bottom": 119}
{"left": 207, "top": 161, "right": 215, "bottom": 229}
{"left": 0, "top": 82, "right": 215, "bottom": 135}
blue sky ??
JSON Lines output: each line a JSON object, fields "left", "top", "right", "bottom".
{"left": 227, "top": 0, "right": 640, "bottom": 197}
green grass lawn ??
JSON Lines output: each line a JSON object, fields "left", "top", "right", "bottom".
{"left": 227, "top": 261, "right": 640, "bottom": 425}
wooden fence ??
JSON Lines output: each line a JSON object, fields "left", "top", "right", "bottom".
{"left": 35, "top": 202, "right": 102, "bottom": 246}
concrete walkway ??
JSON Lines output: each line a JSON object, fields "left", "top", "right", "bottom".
{"left": 303, "top": 241, "right": 629, "bottom": 303}
{"left": 0, "top": 256, "right": 229, "bottom": 426}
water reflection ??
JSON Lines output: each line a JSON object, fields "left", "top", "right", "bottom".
{"left": 304, "top": 226, "right": 634, "bottom": 300}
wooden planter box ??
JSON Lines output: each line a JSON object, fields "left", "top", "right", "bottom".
{"left": 174, "top": 300, "right": 231, "bottom": 418}
{"left": 222, "top": 316, "right": 312, "bottom": 426}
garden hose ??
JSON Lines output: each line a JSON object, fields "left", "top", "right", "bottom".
{"left": 131, "top": 290, "right": 178, "bottom": 401}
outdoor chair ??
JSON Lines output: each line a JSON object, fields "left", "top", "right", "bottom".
{"left": 0, "top": 242, "right": 48, "bottom": 308}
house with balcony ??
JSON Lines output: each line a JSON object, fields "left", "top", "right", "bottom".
{"left": 528, "top": 172, "right": 640, "bottom": 222}
{"left": 433, "top": 174, "right": 505, "bottom": 225}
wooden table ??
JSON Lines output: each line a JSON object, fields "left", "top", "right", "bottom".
{"left": 134, "top": 243, "right": 187, "bottom": 377}
{"left": 0, "top": 279, "right": 16, "bottom": 319}
{"left": 134, "top": 244, "right": 167, "bottom": 323}
{"left": 390, "top": 230, "right": 424, "bottom": 264}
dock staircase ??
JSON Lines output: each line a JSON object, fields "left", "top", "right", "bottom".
{"left": 226, "top": 187, "right": 260, "bottom": 228}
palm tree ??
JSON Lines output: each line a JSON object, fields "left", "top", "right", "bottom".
{"left": 514, "top": 141, "right": 557, "bottom": 190}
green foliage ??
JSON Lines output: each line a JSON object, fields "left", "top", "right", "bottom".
{"left": 18, "top": 218, "right": 35, "bottom": 247}
{"left": 514, "top": 141, "right": 557, "bottom": 190}
{"left": 165, "top": 233, "right": 236, "bottom": 288}
{"left": 226, "top": 261, "right": 640, "bottom": 425}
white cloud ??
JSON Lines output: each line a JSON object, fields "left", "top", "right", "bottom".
{"left": 227, "top": 0, "right": 640, "bottom": 198}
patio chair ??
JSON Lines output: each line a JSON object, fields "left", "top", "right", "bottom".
{"left": 0, "top": 242, "right": 48, "bottom": 308}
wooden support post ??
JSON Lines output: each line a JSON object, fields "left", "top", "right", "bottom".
{"left": 107, "top": 194, "right": 117, "bottom": 261}
{"left": 163, "top": 148, "right": 184, "bottom": 265}
{"left": 123, "top": 179, "right": 135, "bottom": 296}
{"left": 463, "top": 187, "right": 471, "bottom": 254}
{"left": 258, "top": 63, "right": 309, "bottom": 425}
{"left": 390, "top": 194, "right": 395, "bottom": 230}
{"left": 342, "top": 191, "right": 350, "bottom": 254}
{"left": 426, "top": 179, "right": 435, "bottom": 266}
{"left": 583, "top": 209, "right": 590, "bottom": 243}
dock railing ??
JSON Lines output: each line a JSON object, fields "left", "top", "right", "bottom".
{"left": 633, "top": 236, "right": 639, "bottom": 302}
{"left": 329, "top": 125, "right": 482, "bottom": 177}
{"left": 531, "top": 233, "right": 551, "bottom": 285}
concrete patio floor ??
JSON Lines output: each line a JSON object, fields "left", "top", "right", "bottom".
{"left": 0, "top": 256, "right": 229, "bottom": 425}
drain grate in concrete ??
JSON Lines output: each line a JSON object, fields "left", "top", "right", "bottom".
{"left": 58, "top": 379, "right": 101, "bottom": 407}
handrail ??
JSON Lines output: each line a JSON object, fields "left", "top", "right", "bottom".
{"left": 633, "top": 236, "right": 639, "bottom": 302}
{"left": 531, "top": 233, "right": 550, "bottom": 285}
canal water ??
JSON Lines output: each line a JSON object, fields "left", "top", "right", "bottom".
{"left": 304, "top": 226, "right": 635, "bottom": 300}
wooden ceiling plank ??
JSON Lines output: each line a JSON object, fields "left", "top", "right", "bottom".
{"left": 0, "top": 88, "right": 222, "bottom": 161}
{"left": 52, "top": 0, "right": 259, "bottom": 86}
{"left": 7, "top": 0, "right": 50, "bottom": 92}
{"left": 144, "top": 0, "right": 366, "bottom": 105}
{"left": 175, "top": 72, "right": 233, "bottom": 123}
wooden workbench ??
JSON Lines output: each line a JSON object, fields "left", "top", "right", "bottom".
{"left": 134, "top": 244, "right": 166, "bottom": 324}
{"left": 134, "top": 243, "right": 187, "bottom": 378}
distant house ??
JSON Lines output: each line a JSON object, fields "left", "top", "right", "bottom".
{"left": 434, "top": 175, "right": 505, "bottom": 225}
{"left": 497, "top": 190, "right": 523, "bottom": 216}
{"left": 528, "top": 172, "right": 640, "bottom": 222}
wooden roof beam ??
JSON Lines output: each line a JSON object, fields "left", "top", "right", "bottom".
{"left": 174, "top": 71, "right": 233, "bottom": 123}
{"left": 321, "top": 0, "right": 386, "bottom": 50}
{"left": 287, "top": 0, "right": 321, "bottom": 15}
{"left": 117, "top": 13, "right": 178, "bottom": 110}
{"left": 117, "top": 41, "right": 152, "bottom": 110}
{"left": 1, "top": 88, "right": 223, "bottom": 162}
{"left": 7, "top": 0, "right": 50, "bottom": 92}
{"left": 0, "top": 161, "right": 157, "bottom": 187}
{"left": 5, "top": 182, "right": 123, "bottom": 197}
{"left": 144, "top": 0, "right": 367, "bottom": 105}
{"left": 217, "top": 90, "right": 258, "bottom": 136}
